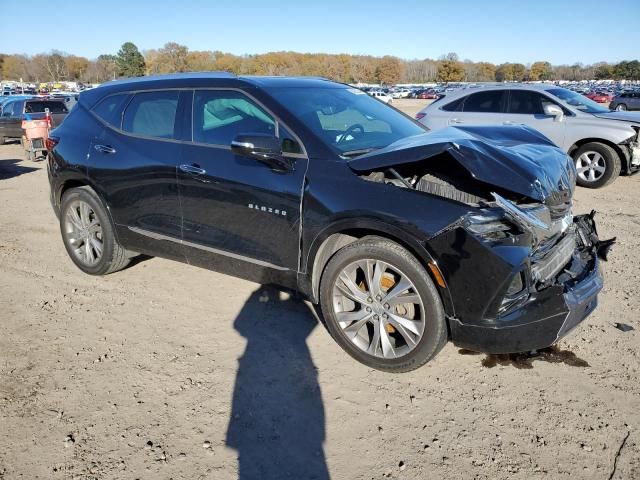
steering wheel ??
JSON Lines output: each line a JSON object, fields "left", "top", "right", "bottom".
{"left": 337, "top": 123, "right": 365, "bottom": 144}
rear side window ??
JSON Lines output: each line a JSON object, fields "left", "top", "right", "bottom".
{"left": 92, "top": 93, "right": 129, "bottom": 127}
{"left": 507, "top": 90, "right": 551, "bottom": 115}
{"left": 123, "top": 91, "right": 179, "bottom": 139}
{"left": 26, "top": 101, "right": 67, "bottom": 114}
{"left": 440, "top": 96, "right": 464, "bottom": 111}
{"left": 462, "top": 91, "right": 506, "bottom": 113}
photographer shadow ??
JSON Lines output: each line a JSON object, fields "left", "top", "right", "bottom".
{"left": 226, "top": 286, "right": 330, "bottom": 480}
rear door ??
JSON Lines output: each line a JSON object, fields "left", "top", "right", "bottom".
{"left": 449, "top": 90, "right": 507, "bottom": 126}
{"left": 87, "top": 89, "right": 188, "bottom": 260}
{"left": 632, "top": 93, "right": 640, "bottom": 110}
{"left": 503, "top": 90, "right": 566, "bottom": 148}
{"left": 0, "top": 100, "right": 25, "bottom": 138}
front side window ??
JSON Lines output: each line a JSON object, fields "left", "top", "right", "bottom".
{"left": 92, "top": 93, "right": 130, "bottom": 127}
{"left": 266, "top": 86, "right": 425, "bottom": 156}
{"left": 193, "top": 90, "right": 275, "bottom": 146}
{"left": 462, "top": 91, "right": 506, "bottom": 113}
{"left": 122, "top": 90, "right": 179, "bottom": 139}
{"left": 507, "top": 90, "right": 556, "bottom": 115}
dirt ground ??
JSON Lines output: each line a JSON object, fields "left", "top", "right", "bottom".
{"left": 1, "top": 98, "right": 639, "bottom": 479}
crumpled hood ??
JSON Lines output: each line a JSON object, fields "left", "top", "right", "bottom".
{"left": 348, "top": 125, "right": 576, "bottom": 203}
{"left": 592, "top": 111, "right": 640, "bottom": 124}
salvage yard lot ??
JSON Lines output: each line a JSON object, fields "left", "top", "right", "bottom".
{"left": 0, "top": 98, "right": 639, "bottom": 479}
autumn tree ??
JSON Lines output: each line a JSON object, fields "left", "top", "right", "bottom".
{"left": 495, "top": 63, "right": 526, "bottom": 82}
{"left": 186, "top": 50, "right": 217, "bottom": 71}
{"left": 375, "top": 56, "right": 402, "bottom": 85}
{"left": 116, "top": 42, "right": 145, "bottom": 77}
{"left": 437, "top": 53, "right": 464, "bottom": 83}
{"left": 529, "top": 61, "right": 553, "bottom": 81}
{"left": 157, "top": 42, "right": 189, "bottom": 73}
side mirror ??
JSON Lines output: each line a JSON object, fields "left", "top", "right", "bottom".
{"left": 231, "top": 133, "right": 294, "bottom": 173}
{"left": 543, "top": 103, "right": 564, "bottom": 122}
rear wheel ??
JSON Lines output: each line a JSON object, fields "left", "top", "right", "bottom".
{"left": 572, "top": 142, "right": 621, "bottom": 188}
{"left": 60, "top": 187, "right": 130, "bottom": 275}
{"left": 615, "top": 103, "right": 627, "bottom": 111}
{"left": 319, "top": 237, "right": 447, "bottom": 372}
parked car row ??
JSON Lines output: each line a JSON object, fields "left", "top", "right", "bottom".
{"left": 43, "top": 73, "right": 613, "bottom": 372}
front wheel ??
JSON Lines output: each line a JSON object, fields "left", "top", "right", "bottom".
{"left": 615, "top": 103, "right": 627, "bottom": 111}
{"left": 572, "top": 142, "right": 621, "bottom": 188}
{"left": 60, "top": 186, "right": 130, "bottom": 275}
{"left": 319, "top": 237, "right": 447, "bottom": 372}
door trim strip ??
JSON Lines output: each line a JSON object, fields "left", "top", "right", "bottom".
{"left": 128, "top": 226, "right": 291, "bottom": 272}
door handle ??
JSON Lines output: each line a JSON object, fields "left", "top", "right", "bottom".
{"left": 502, "top": 120, "right": 514, "bottom": 125}
{"left": 179, "top": 164, "right": 206, "bottom": 175}
{"left": 449, "top": 118, "right": 463, "bottom": 124}
{"left": 94, "top": 144, "right": 116, "bottom": 154}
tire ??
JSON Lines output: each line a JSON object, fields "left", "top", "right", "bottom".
{"left": 0, "top": 136, "right": 5, "bottom": 145}
{"left": 319, "top": 236, "right": 447, "bottom": 373}
{"left": 572, "top": 142, "right": 621, "bottom": 189}
{"left": 59, "top": 186, "right": 130, "bottom": 275}
{"left": 615, "top": 103, "right": 627, "bottom": 111}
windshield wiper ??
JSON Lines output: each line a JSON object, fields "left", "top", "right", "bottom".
{"left": 340, "top": 147, "right": 382, "bottom": 158}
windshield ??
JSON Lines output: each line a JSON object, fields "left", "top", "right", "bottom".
{"left": 547, "top": 88, "right": 609, "bottom": 114}
{"left": 267, "top": 86, "right": 426, "bottom": 156}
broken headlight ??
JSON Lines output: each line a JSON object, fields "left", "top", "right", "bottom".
{"left": 464, "top": 210, "right": 517, "bottom": 241}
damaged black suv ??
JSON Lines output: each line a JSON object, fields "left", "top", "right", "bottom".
{"left": 47, "top": 73, "right": 612, "bottom": 372}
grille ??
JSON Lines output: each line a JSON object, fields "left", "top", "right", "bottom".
{"left": 531, "top": 232, "right": 576, "bottom": 283}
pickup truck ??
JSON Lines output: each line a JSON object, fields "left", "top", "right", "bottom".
{"left": 0, "top": 98, "right": 68, "bottom": 144}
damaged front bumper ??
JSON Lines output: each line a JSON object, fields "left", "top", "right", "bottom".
{"left": 449, "top": 212, "right": 611, "bottom": 354}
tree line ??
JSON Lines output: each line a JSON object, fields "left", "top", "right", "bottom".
{"left": 1, "top": 42, "right": 639, "bottom": 85}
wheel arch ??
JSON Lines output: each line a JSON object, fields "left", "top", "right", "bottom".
{"left": 568, "top": 137, "right": 629, "bottom": 171}
{"left": 304, "top": 219, "right": 455, "bottom": 317}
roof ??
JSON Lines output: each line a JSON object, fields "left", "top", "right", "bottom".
{"left": 433, "top": 83, "right": 563, "bottom": 102}
{"left": 79, "top": 73, "right": 343, "bottom": 107}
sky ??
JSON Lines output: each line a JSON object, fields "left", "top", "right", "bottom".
{"left": 2, "top": 0, "right": 638, "bottom": 65}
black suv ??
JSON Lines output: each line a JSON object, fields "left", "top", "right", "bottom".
{"left": 47, "top": 73, "right": 610, "bottom": 372}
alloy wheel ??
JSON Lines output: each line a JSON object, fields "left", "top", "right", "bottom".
{"left": 63, "top": 200, "right": 104, "bottom": 266}
{"left": 575, "top": 151, "right": 606, "bottom": 183}
{"left": 616, "top": 104, "right": 627, "bottom": 111}
{"left": 331, "top": 259, "right": 425, "bottom": 359}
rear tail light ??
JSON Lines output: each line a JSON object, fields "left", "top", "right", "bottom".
{"left": 415, "top": 112, "right": 426, "bottom": 120}
{"left": 46, "top": 136, "right": 59, "bottom": 151}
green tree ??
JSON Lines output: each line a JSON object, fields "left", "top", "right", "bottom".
{"left": 593, "top": 63, "right": 613, "bottom": 80}
{"left": 116, "top": 42, "right": 145, "bottom": 77}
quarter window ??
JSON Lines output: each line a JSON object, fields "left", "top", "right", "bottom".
{"left": 462, "top": 91, "right": 506, "bottom": 113}
{"left": 25, "top": 101, "right": 67, "bottom": 114}
{"left": 92, "top": 93, "right": 130, "bottom": 127}
{"left": 193, "top": 90, "right": 275, "bottom": 146}
{"left": 122, "top": 91, "right": 179, "bottom": 139}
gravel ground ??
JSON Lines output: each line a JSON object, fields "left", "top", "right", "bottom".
{"left": 1, "top": 100, "right": 639, "bottom": 479}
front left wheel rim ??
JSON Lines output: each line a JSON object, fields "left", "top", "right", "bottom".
{"left": 576, "top": 151, "right": 606, "bottom": 183}
{"left": 63, "top": 200, "right": 104, "bottom": 266}
{"left": 331, "top": 259, "right": 425, "bottom": 359}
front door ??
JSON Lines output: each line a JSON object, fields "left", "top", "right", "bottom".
{"left": 502, "top": 90, "right": 567, "bottom": 149}
{"left": 177, "top": 89, "right": 308, "bottom": 274}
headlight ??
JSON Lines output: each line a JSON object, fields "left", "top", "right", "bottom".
{"left": 464, "top": 210, "right": 517, "bottom": 241}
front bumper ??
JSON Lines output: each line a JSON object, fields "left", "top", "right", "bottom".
{"left": 449, "top": 214, "right": 607, "bottom": 354}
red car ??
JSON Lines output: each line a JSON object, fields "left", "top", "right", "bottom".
{"left": 585, "top": 91, "right": 614, "bottom": 103}
{"left": 417, "top": 89, "right": 439, "bottom": 99}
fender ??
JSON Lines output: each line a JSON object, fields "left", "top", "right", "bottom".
{"left": 299, "top": 215, "right": 455, "bottom": 316}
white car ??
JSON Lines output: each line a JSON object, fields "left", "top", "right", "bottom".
{"left": 391, "top": 88, "right": 411, "bottom": 99}
{"left": 370, "top": 91, "right": 393, "bottom": 104}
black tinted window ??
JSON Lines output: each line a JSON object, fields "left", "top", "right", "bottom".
{"left": 26, "top": 101, "right": 67, "bottom": 114}
{"left": 2, "top": 102, "right": 16, "bottom": 116}
{"left": 123, "top": 91, "right": 179, "bottom": 139}
{"left": 462, "top": 91, "right": 506, "bottom": 113}
{"left": 93, "top": 93, "right": 130, "bottom": 127}
{"left": 507, "top": 90, "right": 554, "bottom": 115}
{"left": 193, "top": 90, "right": 275, "bottom": 146}
{"left": 279, "top": 124, "right": 302, "bottom": 154}
{"left": 441, "top": 97, "right": 463, "bottom": 111}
